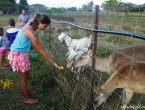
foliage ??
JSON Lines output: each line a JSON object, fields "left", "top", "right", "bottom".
{"left": 0, "top": 0, "right": 16, "bottom": 14}
{"left": 50, "top": 7, "right": 65, "bottom": 13}
{"left": 9, "top": 0, "right": 16, "bottom": 3}
{"left": 0, "top": 0, "right": 16, "bottom": 3}
{"left": 0, "top": 2, "right": 16, "bottom": 14}
{"left": 0, "top": 0, "right": 29, "bottom": 14}
{"left": 82, "top": 1, "right": 94, "bottom": 12}
{"left": 0, "top": 79, "right": 13, "bottom": 89}
{"left": 29, "top": 4, "right": 49, "bottom": 13}
{"left": 19, "top": 0, "right": 28, "bottom": 5}
{"left": 101, "top": 0, "right": 121, "bottom": 12}
{"left": 66, "top": 7, "right": 77, "bottom": 11}
{"left": 101, "top": 0, "right": 145, "bottom": 12}
{"left": 18, "top": 0, "right": 29, "bottom": 12}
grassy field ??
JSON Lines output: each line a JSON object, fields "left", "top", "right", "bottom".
{"left": 50, "top": 11, "right": 145, "bottom": 110}
{"left": 0, "top": 15, "right": 19, "bottom": 27}
{"left": 1, "top": 12, "right": 145, "bottom": 110}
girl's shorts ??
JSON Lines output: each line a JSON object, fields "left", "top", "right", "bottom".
{"left": 7, "top": 51, "right": 30, "bottom": 73}
{"left": 0, "top": 48, "right": 6, "bottom": 56}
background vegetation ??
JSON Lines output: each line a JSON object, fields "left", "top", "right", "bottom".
{"left": 0, "top": 0, "right": 145, "bottom": 15}
{"left": 0, "top": 1, "right": 145, "bottom": 109}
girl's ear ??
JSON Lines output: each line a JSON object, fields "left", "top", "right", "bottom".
{"left": 37, "top": 21, "right": 41, "bottom": 26}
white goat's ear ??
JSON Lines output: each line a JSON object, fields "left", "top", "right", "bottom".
{"left": 87, "top": 49, "right": 92, "bottom": 56}
{"left": 89, "top": 35, "right": 92, "bottom": 38}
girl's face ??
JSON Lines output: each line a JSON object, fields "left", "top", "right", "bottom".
{"left": 37, "top": 22, "right": 49, "bottom": 30}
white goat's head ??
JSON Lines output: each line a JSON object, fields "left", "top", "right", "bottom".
{"left": 67, "top": 61, "right": 73, "bottom": 68}
{"left": 67, "top": 48, "right": 89, "bottom": 62}
{"left": 67, "top": 49, "right": 77, "bottom": 62}
{"left": 57, "top": 32, "right": 66, "bottom": 43}
{"left": 52, "top": 26, "right": 71, "bottom": 37}
{"left": 73, "top": 49, "right": 92, "bottom": 67}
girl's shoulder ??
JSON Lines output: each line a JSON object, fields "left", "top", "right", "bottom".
{"left": 22, "top": 25, "right": 35, "bottom": 33}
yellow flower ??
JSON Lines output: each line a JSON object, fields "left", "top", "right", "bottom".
{"left": 60, "top": 66, "right": 64, "bottom": 70}
{"left": 0, "top": 80, "right": 3, "bottom": 84}
{"left": 0, "top": 79, "right": 13, "bottom": 90}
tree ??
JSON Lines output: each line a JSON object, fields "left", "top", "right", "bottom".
{"left": 67, "top": 7, "right": 77, "bottom": 11}
{"left": 101, "top": 0, "right": 121, "bottom": 11}
{"left": 18, "top": 0, "right": 29, "bottom": 13}
{"left": 82, "top": 1, "right": 94, "bottom": 11}
{"left": 88, "top": 1, "right": 94, "bottom": 10}
{"left": 101, "top": 0, "right": 122, "bottom": 17}
{"left": 29, "top": 4, "right": 49, "bottom": 13}
{"left": 9, "top": 0, "right": 16, "bottom": 3}
{"left": 50, "top": 7, "right": 66, "bottom": 13}
{"left": 101, "top": 1, "right": 145, "bottom": 12}
{"left": 0, "top": 0, "right": 16, "bottom": 2}
{"left": 19, "top": 0, "right": 28, "bottom": 5}
{"left": 0, "top": 0, "right": 17, "bottom": 14}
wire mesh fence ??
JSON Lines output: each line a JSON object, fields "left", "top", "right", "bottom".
{"left": 33, "top": 5, "right": 145, "bottom": 110}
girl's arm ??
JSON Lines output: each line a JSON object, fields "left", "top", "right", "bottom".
{"left": 25, "top": 31, "right": 60, "bottom": 70}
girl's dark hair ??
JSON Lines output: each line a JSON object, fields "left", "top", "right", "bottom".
{"left": 9, "top": 18, "right": 15, "bottom": 26}
{"left": 29, "top": 13, "right": 51, "bottom": 28}
{"left": 0, "top": 27, "right": 4, "bottom": 36}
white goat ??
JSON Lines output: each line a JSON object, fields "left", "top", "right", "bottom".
{"left": 68, "top": 48, "right": 89, "bottom": 73}
{"left": 73, "top": 44, "right": 145, "bottom": 75}
{"left": 94, "top": 61, "right": 145, "bottom": 110}
{"left": 58, "top": 32, "right": 92, "bottom": 62}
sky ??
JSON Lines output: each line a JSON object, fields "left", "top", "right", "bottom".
{"left": 27, "top": 0, "right": 145, "bottom": 8}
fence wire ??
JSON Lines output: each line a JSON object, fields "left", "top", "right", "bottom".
{"left": 38, "top": 5, "right": 145, "bottom": 110}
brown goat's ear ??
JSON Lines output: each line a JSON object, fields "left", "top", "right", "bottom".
{"left": 88, "top": 44, "right": 93, "bottom": 49}
{"left": 94, "top": 80, "right": 98, "bottom": 92}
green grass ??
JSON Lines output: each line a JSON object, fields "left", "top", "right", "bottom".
{"left": 0, "top": 53, "right": 66, "bottom": 110}
{"left": 1, "top": 11, "right": 145, "bottom": 110}
{"left": 0, "top": 15, "right": 19, "bottom": 27}
{"left": 0, "top": 24, "right": 66, "bottom": 109}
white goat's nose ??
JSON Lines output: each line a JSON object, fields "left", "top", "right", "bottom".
{"left": 67, "top": 58, "right": 70, "bottom": 61}
{"left": 72, "top": 62, "right": 75, "bottom": 66}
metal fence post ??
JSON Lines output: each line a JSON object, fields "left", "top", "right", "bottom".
{"left": 89, "top": 5, "right": 99, "bottom": 110}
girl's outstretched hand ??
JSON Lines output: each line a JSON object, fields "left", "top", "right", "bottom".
{"left": 54, "top": 63, "right": 60, "bottom": 70}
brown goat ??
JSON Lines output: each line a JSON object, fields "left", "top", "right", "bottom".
{"left": 94, "top": 61, "right": 145, "bottom": 110}
{"left": 73, "top": 44, "right": 145, "bottom": 75}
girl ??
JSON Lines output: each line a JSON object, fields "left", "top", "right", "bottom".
{"left": 8, "top": 14, "right": 60, "bottom": 104}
